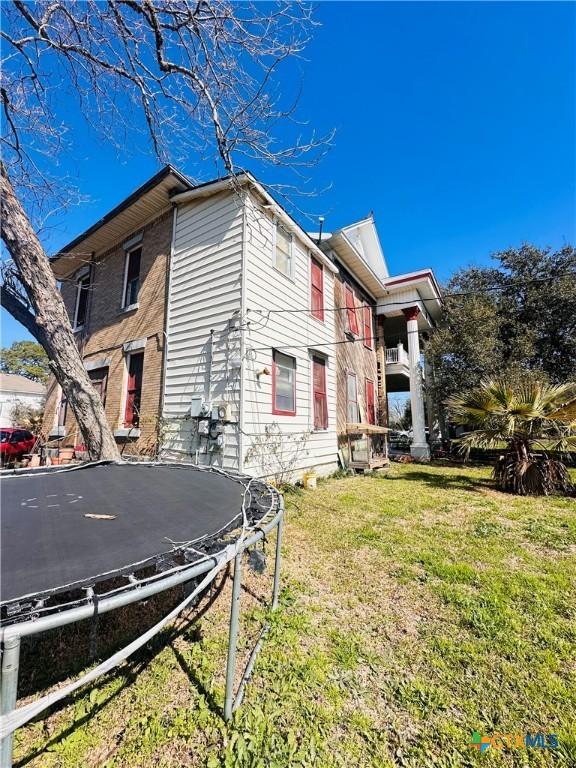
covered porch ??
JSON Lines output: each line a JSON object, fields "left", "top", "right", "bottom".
{"left": 377, "top": 271, "right": 443, "bottom": 460}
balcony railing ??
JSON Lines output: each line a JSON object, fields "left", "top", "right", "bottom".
{"left": 385, "top": 344, "right": 409, "bottom": 366}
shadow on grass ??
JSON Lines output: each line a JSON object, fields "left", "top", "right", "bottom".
{"left": 14, "top": 567, "right": 231, "bottom": 767}
{"left": 383, "top": 468, "right": 495, "bottom": 493}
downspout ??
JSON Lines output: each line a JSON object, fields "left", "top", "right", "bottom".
{"left": 238, "top": 194, "right": 249, "bottom": 473}
{"left": 159, "top": 205, "right": 178, "bottom": 455}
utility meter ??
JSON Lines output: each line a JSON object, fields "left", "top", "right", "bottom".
{"left": 190, "top": 396, "right": 212, "bottom": 418}
{"left": 212, "top": 402, "right": 231, "bottom": 421}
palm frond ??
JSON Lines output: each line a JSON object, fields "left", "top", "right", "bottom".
{"left": 447, "top": 378, "right": 576, "bottom": 496}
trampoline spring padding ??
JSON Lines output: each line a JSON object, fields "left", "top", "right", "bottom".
{"left": 156, "top": 555, "right": 179, "bottom": 573}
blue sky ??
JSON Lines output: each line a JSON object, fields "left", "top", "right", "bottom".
{"left": 2, "top": 1, "right": 574, "bottom": 346}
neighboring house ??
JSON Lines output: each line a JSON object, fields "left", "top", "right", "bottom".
{"left": 0, "top": 373, "right": 45, "bottom": 428}
{"left": 43, "top": 166, "right": 442, "bottom": 477}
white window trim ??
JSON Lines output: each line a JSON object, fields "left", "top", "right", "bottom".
{"left": 121, "top": 245, "right": 141, "bottom": 310}
{"left": 272, "top": 219, "right": 295, "bottom": 281}
{"left": 114, "top": 427, "right": 141, "bottom": 439}
{"left": 72, "top": 269, "right": 90, "bottom": 331}
{"left": 51, "top": 384, "right": 67, "bottom": 437}
{"left": 84, "top": 357, "right": 111, "bottom": 372}
{"left": 123, "top": 232, "right": 143, "bottom": 251}
{"left": 346, "top": 369, "right": 359, "bottom": 424}
{"left": 123, "top": 337, "right": 147, "bottom": 353}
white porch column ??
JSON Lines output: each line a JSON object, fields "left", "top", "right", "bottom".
{"left": 402, "top": 306, "right": 430, "bottom": 460}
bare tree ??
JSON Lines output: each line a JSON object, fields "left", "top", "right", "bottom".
{"left": 1, "top": 0, "right": 331, "bottom": 459}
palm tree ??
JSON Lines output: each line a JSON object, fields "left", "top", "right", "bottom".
{"left": 447, "top": 379, "right": 576, "bottom": 496}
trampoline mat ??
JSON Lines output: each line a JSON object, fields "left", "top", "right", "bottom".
{"left": 1, "top": 463, "right": 250, "bottom": 604}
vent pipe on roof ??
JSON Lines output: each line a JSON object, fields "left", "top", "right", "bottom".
{"left": 317, "top": 216, "right": 325, "bottom": 245}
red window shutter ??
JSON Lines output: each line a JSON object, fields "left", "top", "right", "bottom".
{"left": 124, "top": 352, "right": 144, "bottom": 427}
{"left": 312, "top": 357, "right": 328, "bottom": 429}
{"left": 345, "top": 285, "right": 359, "bottom": 335}
{"left": 366, "top": 379, "right": 375, "bottom": 425}
{"left": 363, "top": 304, "right": 373, "bottom": 349}
{"left": 311, "top": 257, "right": 324, "bottom": 321}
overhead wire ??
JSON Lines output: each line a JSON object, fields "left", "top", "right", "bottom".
{"left": 245, "top": 270, "right": 576, "bottom": 317}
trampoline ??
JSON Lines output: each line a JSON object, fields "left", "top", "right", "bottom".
{"left": 0, "top": 461, "right": 284, "bottom": 768}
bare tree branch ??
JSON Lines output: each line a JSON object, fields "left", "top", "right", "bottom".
{"left": 0, "top": 0, "right": 333, "bottom": 460}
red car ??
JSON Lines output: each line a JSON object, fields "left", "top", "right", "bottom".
{"left": 0, "top": 427, "right": 36, "bottom": 465}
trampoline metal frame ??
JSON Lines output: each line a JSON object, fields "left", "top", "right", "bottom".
{"left": 0, "top": 500, "right": 284, "bottom": 768}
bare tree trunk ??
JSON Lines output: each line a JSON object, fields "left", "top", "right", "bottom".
{"left": 1, "top": 164, "right": 120, "bottom": 461}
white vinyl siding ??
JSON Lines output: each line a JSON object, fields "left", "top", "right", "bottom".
{"left": 162, "top": 191, "right": 243, "bottom": 469}
{"left": 161, "top": 188, "right": 338, "bottom": 479}
{"left": 241, "top": 195, "right": 338, "bottom": 479}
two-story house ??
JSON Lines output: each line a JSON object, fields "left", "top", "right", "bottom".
{"left": 44, "top": 166, "right": 442, "bottom": 477}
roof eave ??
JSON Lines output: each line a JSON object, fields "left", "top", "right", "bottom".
{"left": 327, "top": 230, "right": 386, "bottom": 299}
{"left": 51, "top": 165, "right": 194, "bottom": 278}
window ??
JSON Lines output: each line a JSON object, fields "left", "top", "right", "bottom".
{"left": 273, "top": 224, "right": 293, "bottom": 278}
{"left": 310, "top": 257, "right": 324, "bottom": 322}
{"left": 345, "top": 285, "right": 359, "bottom": 336}
{"left": 272, "top": 350, "right": 296, "bottom": 415}
{"left": 363, "top": 304, "right": 373, "bottom": 349}
{"left": 73, "top": 271, "right": 90, "bottom": 329}
{"left": 57, "top": 391, "right": 68, "bottom": 427}
{"left": 89, "top": 367, "right": 108, "bottom": 406}
{"left": 312, "top": 356, "right": 328, "bottom": 429}
{"left": 346, "top": 372, "right": 358, "bottom": 424}
{"left": 123, "top": 247, "right": 142, "bottom": 308}
{"left": 365, "top": 378, "right": 376, "bottom": 424}
{"left": 124, "top": 352, "right": 144, "bottom": 427}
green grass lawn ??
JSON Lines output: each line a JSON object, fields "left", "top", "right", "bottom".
{"left": 13, "top": 464, "right": 576, "bottom": 767}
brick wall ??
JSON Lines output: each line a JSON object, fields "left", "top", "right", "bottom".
{"left": 333, "top": 264, "right": 380, "bottom": 437}
{"left": 43, "top": 210, "right": 173, "bottom": 456}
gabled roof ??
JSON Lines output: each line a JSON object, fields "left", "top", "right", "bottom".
{"left": 322, "top": 215, "right": 389, "bottom": 298}
{"left": 52, "top": 165, "right": 194, "bottom": 278}
{"left": 0, "top": 373, "right": 46, "bottom": 395}
{"left": 319, "top": 215, "right": 443, "bottom": 325}
{"left": 52, "top": 166, "right": 338, "bottom": 278}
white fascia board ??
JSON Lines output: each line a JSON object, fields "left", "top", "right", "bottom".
{"left": 330, "top": 230, "right": 385, "bottom": 300}
{"left": 381, "top": 271, "right": 442, "bottom": 323}
{"left": 384, "top": 269, "right": 443, "bottom": 300}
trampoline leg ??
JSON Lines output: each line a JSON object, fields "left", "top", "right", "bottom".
{"left": 271, "top": 513, "right": 283, "bottom": 610}
{"left": 1, "top": 635, "right": 21, "bottom": 768}
{"left": 224, "top": 552, "right": 243, "bottom": 721}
